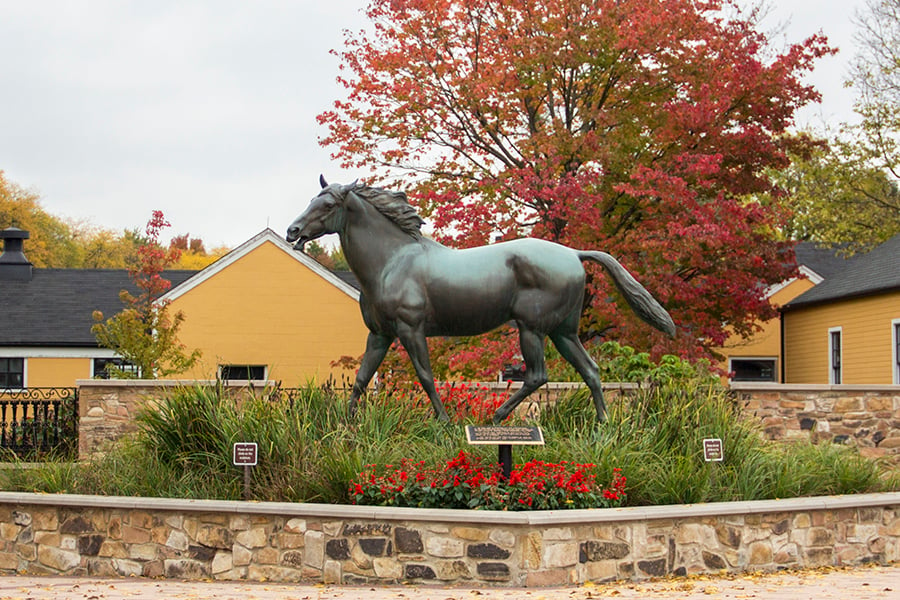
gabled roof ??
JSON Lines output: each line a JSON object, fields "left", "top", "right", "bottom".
{"left": 761, "top": 242, "right": 844, "bottom": 298}
{"left": 159, "top": 229, "right": 360, "bottom": 302}
{"left": 784, "top": 233, "right": 900, "bottom": 310}
{"left": 0, "top": 269, "right": 196, "bottom": 347}
{"left": 1, "top": 229, "right": 361, "bottom": 349}
{"left": 794, "top": 241, "right": 855, "bottom": 280}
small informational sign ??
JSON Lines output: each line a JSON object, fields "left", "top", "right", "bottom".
{"left": 465, "top": 425, "right": 545, "bottom": 446}
{"left": 233, "top": 442, "right": 258, "bottom": 467}
{"left": 703, "top": 438, "right": 724, "bottom": 462}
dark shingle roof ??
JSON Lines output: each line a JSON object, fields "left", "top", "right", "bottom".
{"left": 793, "top": 242, "right": 855, "bottom": 280}
{"left": 785, "top": 234, "right": 900, "bottom": 310}
{"left": 0, "top": 269, "right": 197, "bottom": 346}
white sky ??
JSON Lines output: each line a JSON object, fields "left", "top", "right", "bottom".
{"left": 0, "top": 0, "right": 868, "bottom": 249}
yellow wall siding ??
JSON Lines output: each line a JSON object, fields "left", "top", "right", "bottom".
{"left": 26, "top": 357, "right": 92, "bottom": 388}
{"left": 716, "top": 278, "right": 816, "bottom": 381}
{"left": 784, "top": 291, "right": 900, "bottom": 384}
{"left": 167, "top": 240, "right": 368, "bottom": 385}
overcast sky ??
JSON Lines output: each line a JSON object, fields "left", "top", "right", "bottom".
{"left": 0, "top": 0, "right": 868, "bottom": 249}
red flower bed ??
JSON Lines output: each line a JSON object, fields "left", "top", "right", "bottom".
{"left": 350, "top": 451, "right": 627, "bottom": 511}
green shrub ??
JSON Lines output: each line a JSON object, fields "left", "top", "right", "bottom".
{"left": 546, "top": 340, "right": 717, "bottom": 384}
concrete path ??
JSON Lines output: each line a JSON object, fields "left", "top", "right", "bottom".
{"left": 0, "top": 564, "right": 896, "bottom": 600}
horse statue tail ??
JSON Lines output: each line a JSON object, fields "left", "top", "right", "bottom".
{"left": 577, "top": 251, "right": 677, "bottom": 337}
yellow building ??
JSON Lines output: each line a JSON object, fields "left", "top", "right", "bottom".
{"left": 716, "top": 243, "right": 849, "bottom": 383}
{"left": 159, "top": 229, "right": 367, "bottom": 385}
{"left": 0, "top": 227, "right": 365, "bottom": 389}
{"left": 782, "top": 234, "right": 900, "bottom": 385}
{"left": 716, "top": 277, "right": 815, "bottom": 383}
{"left": 0, "top": 228, "right": 193, "bottom": 388}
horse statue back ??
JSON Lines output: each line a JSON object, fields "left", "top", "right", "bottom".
{"left": 287, "top": 177, "right": 675, "bottom": 423}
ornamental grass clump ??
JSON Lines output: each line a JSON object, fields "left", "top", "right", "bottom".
{"left": 349, "top": 450, "right": 627, "bottom": 511}
{"left": 528, "top": 379, "right": 889, "bottom": 506}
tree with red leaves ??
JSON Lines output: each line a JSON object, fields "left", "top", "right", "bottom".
{"left": 92, "top": 211, "right": 201, "bottom": 378}
{"left": 319, "top": 0, "right": 834, "bottom": 361}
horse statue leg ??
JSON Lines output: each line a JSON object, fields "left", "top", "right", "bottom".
{"left": 348, "top": 331, "right": 395, "bottom": 417}
{"left": 493, "top": 325, "right": 548, "bottom": 424}
{"left": 550, "top": 325, "right": 607, "bottom": 422}
{"left": 395, "top": 323, "right": 450, "bottom": 422}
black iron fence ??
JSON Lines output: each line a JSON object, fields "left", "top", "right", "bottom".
{"left": 0, "top": 387, "right": 78, "bottom": 459}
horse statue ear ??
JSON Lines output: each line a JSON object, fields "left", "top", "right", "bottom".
{"left": 319, "top": 174, "right": 328, "bottom": 189}
{"left": 338, "top": 179, "right": 361, "bottom": 196}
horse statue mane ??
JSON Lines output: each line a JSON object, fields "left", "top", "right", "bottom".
{"left": 352, "top": 183, "right": 425, "bottom": 240}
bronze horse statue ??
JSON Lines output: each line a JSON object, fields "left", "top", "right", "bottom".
{"left": 287, "top": 177, "right": 675, "bottom": 424}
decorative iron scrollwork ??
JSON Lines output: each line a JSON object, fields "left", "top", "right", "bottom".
{"left": 0, "top": 387, "right": 78, "bottom": 458}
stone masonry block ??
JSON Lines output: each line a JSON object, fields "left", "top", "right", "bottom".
{"left": 581, "top": 540, "right": 630, "bottom": 562}
{"left": 426, "top": 536, "right": 464, "bottom": 558}
{"left": 394, "top": 527, "right": 423, "bottom": 554}
{"left": 543, "top": 542, "right": 578, "bottom": 568}
{"left": 38, "top": 546, "right": 81, "bottom": 572}
{"left": 304, "top": 531, "right": 324, "bottom": 568}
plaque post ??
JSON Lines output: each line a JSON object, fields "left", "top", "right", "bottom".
{"left": 498, "top": 444, "right": 512, "bottom": 479}
{"left": 233, "top": 442, "right": 258, "bottom": 500}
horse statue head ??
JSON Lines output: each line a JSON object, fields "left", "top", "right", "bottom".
{"left": 286, "top": 175, "right": 355, "bottom": 250}
{"left": 286, "top": 175, "right": 424, "bottom": 250}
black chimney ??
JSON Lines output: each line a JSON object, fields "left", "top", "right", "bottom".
{"left": 0, "top": 228, "right": 34, "bottom": 281}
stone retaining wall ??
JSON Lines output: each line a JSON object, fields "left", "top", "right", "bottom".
{"left": 75, "top": 381, "right": 634, "bottom": 460}
{"left": 0, "top": 492, "right": 897, "bottom": 586}
{"left": 731, "top": 384, "right": 900, "bottom": 459}
{"left": 78, "top": 381, "right": 900, "bottom": 460}
{"left": 77, "top": 380, "right": 270, "bottom": 459}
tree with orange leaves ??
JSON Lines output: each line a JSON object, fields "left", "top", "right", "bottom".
{"left": 319, "top": 0, "right": 834, "bottom": 362}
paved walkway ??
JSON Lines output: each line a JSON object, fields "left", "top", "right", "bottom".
{"left": 0, "top": 564, "right": 896, "bottom": 600}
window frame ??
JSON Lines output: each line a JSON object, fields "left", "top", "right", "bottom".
{"left": 218, "top": 364, "right": 267, "bottom": 382}
{"left": 0, "top": 357, "right": 25, "bottom": 389}
{"left": 728, "top": 357, "right": 778, "bottom": 383}
{"left": 892, "top": 319, "right": 900, "bottom": 385}
{"left": 92, "top": 357, "right": 141, "bottom": 379}
{"left": 828, "top": 326, "right": 842, "bottom": 385}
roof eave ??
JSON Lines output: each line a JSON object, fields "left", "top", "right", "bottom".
{"left": 782, "top": 284, "right": 900, "bottom": 312}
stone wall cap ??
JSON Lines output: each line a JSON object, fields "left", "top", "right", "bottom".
{"left": 75, "top": 379, "right": 277, "bottom": 389}
{"left": 730, "top": 383, "right": 900, "bottom": 393}
{"left": 1, "top": 491, "right": 897, "bottom": 524}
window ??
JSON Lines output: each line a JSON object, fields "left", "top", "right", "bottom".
{"left": 0, "top": 357, "right": 24, "bottom": 388}
{"left": 829, "top": 327, "right": 842, "bottom": 384}
{"left": 500, "top": 363, "right": 525, "bottom": 382}
{"left": 729, "top": 358, "right": 777, "bottom": 382}
{"left": 92, "top": 358, "right": 140, "bottom": 379}
{"left": 219, "top": 365, "right": 267, "bottom": 381}
{"left": 893, "top": 320, "right": 900, "bottom": 385}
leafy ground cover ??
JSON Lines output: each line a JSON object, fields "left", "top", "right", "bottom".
{"left": 1, "top": 378, "right": 896, "bottom": 507}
